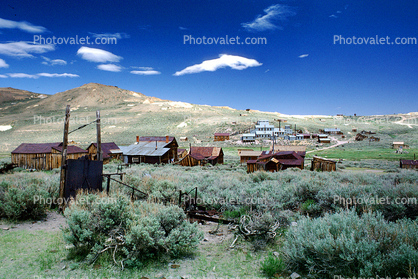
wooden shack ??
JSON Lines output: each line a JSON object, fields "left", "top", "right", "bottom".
{"left": 138, "top": 136, "right": 178, "bottom": 161}
{"left": 214, "top": 133, "right": 230, "bottom": 141}
{"left": 87, "top": 142, "right": 122, "bottom": 164}
{"left": 239, "top": 150, "right": 262, "bottom": 163}
{"left": 311, "top": 156, "right": 337, "bottom": 172}
{"left": 400, "top": 159, "right": 418, "bottom": 170}
{"left": 11, "top": 142, "right": 88, "bottom": 170}
{"left": 393, "top": 142, "right": 409, "bottom": 149}
{"left": 178, "top": 146, "right": 223, "bottom": 166}
{"left": 177, "top": 148, "right": 188, "bottom": 160}
{"left": 247, "top": 151, "right": 304, "bottom": 173}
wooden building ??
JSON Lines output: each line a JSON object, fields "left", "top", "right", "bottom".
{"left": 400, "top": 159, "right": 418, "bottom": 170}
{"left": 239, "top": 150, "right": 262, "bottom": 163}
{"left": 247, "top": 151, "right": 304, "bottom": 173}
{"left": 178, "top": 146, "right": 223, "bottom": 166}
{"left": 369, "top": 136, "right": 380, "bottom": 142}
{"left": 310, "top": 156, "right": 337, "bottom": 172}
{"left": 11, "top": 142, "right": 88, "bottom": 170}
{"left": 320, "top": 128, "right": 342, "bottom": 134}
{"left": 214, "top": 133, "right": 230, "bottom": 141}
{"left": 177, "top": 148, "right": 188, "bottom": 160}
{"left": 393, "top": 142, "right": 409, "bottom": 149}
{"left": 318, "top": 137, "right": 331, "bottom": 143}
{"left": 87, "top": 142, "right": 122, "bottom": 164}
{"left": 121, "top": 136, "right": 178, "bottom": 164}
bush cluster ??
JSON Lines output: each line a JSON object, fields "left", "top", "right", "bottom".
{"left": 62, "top": 192, "right": 203, "bottom": 268}
{"left": 283, "top": 209, "right": 418, "bottom": 278}
{"left": 0, "top": 173, "right": 59, "bottom": 220}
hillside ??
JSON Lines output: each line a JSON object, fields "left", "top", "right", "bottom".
{"left": 0, "top": 83, "right": 416, "bottom": 162}
{"left": 0, "top": 87, "right": 46, "bottom": 104}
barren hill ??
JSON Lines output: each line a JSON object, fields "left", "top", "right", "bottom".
{"left": 0, "top": 87, "right": 46, "bottom": 104}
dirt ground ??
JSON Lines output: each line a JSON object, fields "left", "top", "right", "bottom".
{"left": 0, "top": 211, "right": 67, "bottom": 232}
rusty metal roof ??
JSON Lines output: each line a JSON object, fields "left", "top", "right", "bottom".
{"left": 401, "top": 160, "right": 418, "bottom": 166}
{"left": 214, "top": 133, "right": 230, "bottom": 136}
{"left": 190, "top": 146, "right": 222, "bottom": 158}
{"left": 12, "top": 142, "right": 87, "bottom": 154}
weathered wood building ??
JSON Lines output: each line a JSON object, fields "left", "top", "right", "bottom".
{"left": 11, "top": 142, "right": 88, "bottom": 170}
{"left": 177, "top": 148, "right": 188, "bottom": 160}
{"left": 400, "top": 159, "right": 418, "bottom": 170}
{"left": 393, "top": 142, "right": 409, "bottom": 149}
{"left": 87, "top": 142, "right": 122, "bottom": 164}
{"left": 120, "top": 136, "right": 178, "bottom": 164}
{"left": 247, "top": 151, "right": 304, "bottom": 173}
{"left": 214, "top": 133, "right": 230, "bottom": 141}
{"left": 310, "top": 156, "right": 337, "bottom": 172}
{"left": 239, "top": 150, "right": 262, "bottom": 163}
{"left": 178, "top": 146, "right": 223, "bottom": 166}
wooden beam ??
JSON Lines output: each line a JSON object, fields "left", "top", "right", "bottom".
{"left": 59, "top": 105, "right": 70, "bottom": 211}
{"left": 96, "top": 110, "right": 103, "bottom": 161}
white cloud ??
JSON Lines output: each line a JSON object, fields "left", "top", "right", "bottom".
{"left": 8, "top": 73, "right": 38, "bottom": 78}
{"left": 0, "top": 18, "right": 47, "bottom": 33}
{"left": 89, "top": 32, "right": 130, "bottom": 39}
{"left": 0, "top": 74, "right": 8, "bottom": 78}
{"left": 97, "top": 64, "right": 122, "bottom": 72}
{"left": 179, "top": 27, "right": 188, "bottom": 30}
{"left": 41, "top": 56, "right": 67, "bottom": 66}
{"left": 0, "top": 58, "right": 9, "bottom": 68}
{"left": 131, "top": 70, "right": 161, "bottom": 75}
{"left": 329, "top": 14, "right": 338, "bottom": 18}
{"left": 0, "top": 42, "right": 55, "bottom": 57}
{"left": 76, "top": 46, "right": 122, "bottom": 63}
{"left": 298, "top": 54, "right": 309, "bottom": 58}
{"left": 242, "top": 4, "right": 296, "bottom": 32}
{"left": 173, "top": 54, "right": 262, "bottom": 76}
{"left": 37, "top": 73, "right": 79, "bottom": 78}
{"left": 7, "top": 72, "right": 79, "bottom": 78}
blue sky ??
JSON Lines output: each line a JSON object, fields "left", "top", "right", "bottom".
{"left": 0, "top": 0, "right": 416, "bottom": 115}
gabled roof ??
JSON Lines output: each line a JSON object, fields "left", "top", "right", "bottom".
{"left": 138, "top": 136, "right": 177, "bottom": 147}
{"left": 12, "top": 142, "right": 87, "bottom": 154}
{"left": 257, "top": 151, "right": 304, "bottom": 166}
{"left": 177, "top": 148, "right": 187, "bottom": 154}
{"left": 214, "top": 133, "right": 230, "bottom": 136}
{"left": 190, "top": 147, "right": 222, "bottom": 158}
{"left": 88, "top": 142, "right": 120, "bottom": 159}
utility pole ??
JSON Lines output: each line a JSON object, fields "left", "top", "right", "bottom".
{"left": 96, "top": 110, "right": 103, "bottom": 161}
{"left": 59, "top": 105, "right": 70, "bottom": 211}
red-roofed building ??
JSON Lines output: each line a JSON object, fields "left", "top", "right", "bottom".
{"left": 178, "top": 146, "right": 224, "bottom": 166}
{"left": 11, "top": 142, "right": 88, "bottom": 170}
{"left": 400, "top": 159, "right": 418, "bottom": 170}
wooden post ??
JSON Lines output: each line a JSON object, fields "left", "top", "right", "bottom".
{"left": 96, "top": 110, "right": 103, "bottom": 161}
{"left": 106, "top": 175, "right": 111, "bottom": 195}
{"left": 59, "top": 105, "right": 70, "bottom": 211}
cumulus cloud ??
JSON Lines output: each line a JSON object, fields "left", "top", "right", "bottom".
{"left": 0, "top": 74, "right": 8, "bottom": 78}
{"left": 298, "top": 54, "right": 309, "bottom": 58}
{"left": 173, "top": 54, "right": 262, "bottom": 76}
{"left": 76, "top": 46, "right": 122, "bottom": 63}
{"left": 242, "top": 4, "right": 296, "bottom": 32}
{"left": 0, "top": 58, "right": 9, "bottom": 68}
{"left": 131, "top": 70, "right": 161, "bottom": 75}
{"left": 0, "top": 42, "right": 55, "bottom": 57}
{"left": 0, "top": 18, "right": 47, "bottom": 33}
{"left": 7, "top": 72, "right": 79, "bottom": 78}
{"left": 97, "top": 64, "right": 122, "bottom": 72}
{"left": 41, "top": 56, "right": 67, "bottom": 66}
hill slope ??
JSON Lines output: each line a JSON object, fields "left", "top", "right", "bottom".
{"left": 0, "top": 87, "right": 46, "bottom": 104}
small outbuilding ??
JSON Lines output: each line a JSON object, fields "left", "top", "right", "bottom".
{"left": 311, "top": 156, "right": 337, "bottom": 172}
{"left": 400, "top": 159, "right": 418, "bottom": 170}
{"left": 393, "top": 142, "right": 409, "bottom": 149}
{"left": 87, "top": 142, "right": 122, "bottom": 164}
{"left": 178, "top": 146, "right": 224, "bottom": 166}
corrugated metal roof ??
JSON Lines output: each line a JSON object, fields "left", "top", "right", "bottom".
{"left": 214, "top": 133, "right": 230, "bottom": 136}
{"left": 12, "top": 142, "right": 87, "bottom": 154}
{"left": 123, "top": 144, "right": 170, "bottom": 156}
{"left": 190, "top": 147, "right": 222, "bottom": 158}
{"left": 324, "top": 128, "right": 341, "bottom": 132}
{"left": 239, "top": 150, "right": 262, "bottom": 157}
{"left": 138, "top": 136, "right": 175, "bottom": 144}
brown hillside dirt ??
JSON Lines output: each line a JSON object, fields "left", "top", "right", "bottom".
{"left": 0, "top": 87, "right": 44, "bottom": 104}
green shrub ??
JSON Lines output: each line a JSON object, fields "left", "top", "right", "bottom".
{"left": 63, "top": 192, "right": 203, "bottom": 268}
{"left": 0, "top": 183, "right": 50, "bottom": 220}
{"left": 260, "top": 252, "right": 286, "bottom": 277}
{"left": 282, "top": 210, "right": 418, "bottom": 278}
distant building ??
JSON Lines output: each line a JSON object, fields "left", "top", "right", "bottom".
{"left": 320, "top": 128, "right": 341, "bottom": 134}
{"left": 239, "top": 150, "right": 262, "bottom": 163}
{"left": 400, "top": 159, "right": 418, "bottom": 170}
{"left": 318, "top": 137, "right": 331, "bottom": 143}
{"left": 393, "top": 142, "right": 409, "bottom": 149}
{"left": 178, "top": 146, "right": 223, "bottom": 166}
{"left": 11, "top": 142, "right": 88, "bottom": 170}
{"left": 121, "top": 136, "right": 178, "bottom": 164}
{"left": 242, "top": 133, "right": 256, "bottom": 142}
{"left": 247, "top": 151, "right": 304, "bottom": 173}
{"left": 87, "top": 142, "right": 122, "bottom": 164}
{"left": 214, "top": 133, "right": 230, "bottom": 141}
{"left": 243, "top": 120, "right": 294, "bottom": 141}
